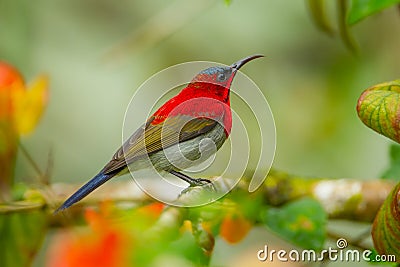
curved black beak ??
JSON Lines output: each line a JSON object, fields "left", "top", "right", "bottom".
{"left": 230, "top": 54, "right": 264, "bottom": 70}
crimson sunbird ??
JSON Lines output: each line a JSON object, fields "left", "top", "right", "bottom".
{"left": 55, "top": 55, "right": 263, "bottom": 212}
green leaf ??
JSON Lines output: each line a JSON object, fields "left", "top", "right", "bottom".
{"left": 356, "top": 79, "right": 400, "bottom": 144}
{"left": 338, "top": 0, "right": 358, "bottom": 52}
{"left": 381, "top": 144, "right": 400, "bottom": 180}
{"left": 0, "top": 202, "right": 47, "bottom": 267}
{"left": 262, "top": 198, "right": 327, "bottom": 250}
{"left": 372, "top": 183, "right": 400, "bottom": 260}
{"left": 307, "top": 0, "right": 334, "bottom": 35}
{"left": 168, "top": 232, "right": 211, "bottom": 266}
{"left": 11, "top": 183, "right": 29, "bottom": 201}
{"left": 348, "top": 0, "right": 400, "bottom": 25}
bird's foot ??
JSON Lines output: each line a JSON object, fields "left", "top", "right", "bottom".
{"left": 169, "top": 170, "right": 216, "bottom": 191}
{"left": 189, "top": 177, "right": 211, "bottom": 186}
{"left": 187, "top": 178, "right": 216, "bottom": 192}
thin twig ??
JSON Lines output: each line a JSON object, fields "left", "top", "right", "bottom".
{"left": 18, "top": 142, "right": 43, "bottom": 178}
{"left": 43, "top": 148, "right": 54, "bottom": 185}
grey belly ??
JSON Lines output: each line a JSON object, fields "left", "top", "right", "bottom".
{"left": 129, "top": 123, "right": 227, "bottom": 172}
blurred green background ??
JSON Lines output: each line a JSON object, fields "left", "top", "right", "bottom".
{"left": 1, "top": 0, "right": 400, "bottom": 266}
{"left": 1, "top": 0, "right": 398, "bottom": 183}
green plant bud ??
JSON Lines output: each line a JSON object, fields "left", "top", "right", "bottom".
{"left": 357, "top": 80, "right": 400, "bottom": 143}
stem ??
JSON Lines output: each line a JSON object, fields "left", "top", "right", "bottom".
{"left": 19, "top": 142, "right": 43, "bottom": 177}
{"left": 46, "top": 170, "right": 396, "bottom": 223}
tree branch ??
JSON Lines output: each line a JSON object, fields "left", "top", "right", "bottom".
{"left": 44, "top": 170, "right": 396, "bottom": 224}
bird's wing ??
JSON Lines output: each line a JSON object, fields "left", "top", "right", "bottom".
{"left": 101, "top": 114, "right": 223, "bottom": 174}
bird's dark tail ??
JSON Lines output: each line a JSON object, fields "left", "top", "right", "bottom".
{"left": 54, "top": 172, "right": 114, "bottom": 213}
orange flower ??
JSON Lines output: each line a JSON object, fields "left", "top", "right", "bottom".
{"left": 137, "top": 202, "right": 164, "bottom": 220}
{"left": 0, "top": 62, "right": 48, "bottom": 194}
{"left": 220, "top": 211, "right": 252, "bottom": 244}
{"left": 0, "top": 62, "right": 23, "bottom": 120}
{"left": 47, "top": 207, "right": 132, "bottom": 267}
{"left": 0, "top": 62, "right": 23, "bottom": 86}
{"left": 0, "top": 62, "right": 48, "bottom": 135}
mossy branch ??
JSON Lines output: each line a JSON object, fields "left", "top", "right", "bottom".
{"left": 34, "top": 169, "right": 395, "bottom": 224}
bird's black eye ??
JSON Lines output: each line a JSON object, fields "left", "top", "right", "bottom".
{"left": 217, "top": 73, "right": 227, "bottom": 82}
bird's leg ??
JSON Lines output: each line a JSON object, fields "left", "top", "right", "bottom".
{"left": 169, "top": 170, "right": 215, "bottom": 190}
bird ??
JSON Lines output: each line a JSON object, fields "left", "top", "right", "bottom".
{"left": 55, "top": 55, "right": 263, "bottom": 212}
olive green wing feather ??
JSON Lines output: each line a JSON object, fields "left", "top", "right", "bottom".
{"left": 101, "top": 115, "right": 221, "bottom": 174}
